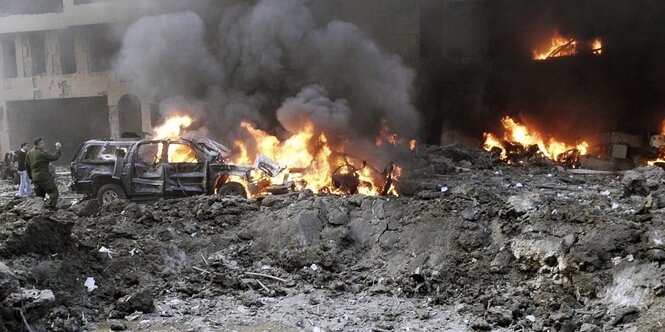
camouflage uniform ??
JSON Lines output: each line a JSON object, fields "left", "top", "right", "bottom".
{"left": 26, "top": 147, "right": 61, "bottom": 208}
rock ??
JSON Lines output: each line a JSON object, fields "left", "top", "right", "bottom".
{"left": 461, "top": 208, "right": 477, "bottom": 221}
{"left": 559, "top": 320, "right": 579, "bottom": 332}
{"left": 114, "top": 290, "right": 155, "bottom": 316}
{"left": 511, "top": 236, "right": 563, "bottom": 270}
{"left": 622, "top": 170, "right": 649, "bottom": 196}
{"left": 579, "top": 323, "right": 601, "bottom": 332}
{"left": 486, "top": 307, "right": 513, "bottom": 327}
{"left": 643, "top": 166, "right": 665, "bottom": 189}
{"left": 469, "top": 317, "right": 491, "bottom": 331}
{"left": 110, "top": 320, "right": 128, "bottom": 331}
{"left": 490, "top": 250, "right": 515, "bottom": 273}
{"left": 609, "top": 306, "right": 640, "bottom": 326}
{"left": 0, "top": 262, "right": 19, "bottom": 300}
{"left": 505, "top": 193, "right": 541, "bottom": 215}
{"left": 261, "top": 195, "right": 288, "bottom": 208}
{"left": 327, "top": 207, "right": 350, "bottom": 226}
{"left": 69, "top": 199, "right": 100, "bottom": 217}
{"left": 4, "top": 288, "right": 55, "bottom": 322}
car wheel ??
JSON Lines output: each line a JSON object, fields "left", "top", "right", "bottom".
{"left": 217, "top": 182, "right": 248, "bottom": 198}
{"left": 97, "top": 183, "right": 127, "bottom": 205}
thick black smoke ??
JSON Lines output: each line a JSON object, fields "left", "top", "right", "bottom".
{"left": 115, "top": 0, "right": 419, "bottom": 151}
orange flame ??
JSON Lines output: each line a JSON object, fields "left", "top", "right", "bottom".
{"left": 533, "top": 31, "right": 577, "bottom": 60}
{"left": 230, "top": 121, "right": 400, "bottom": 197}
{"left": 483, "top": 116, "right": 588, "bottom": 164}
{"left": 376, "top": 118, "right": 400, "bottom": 146}
{"left": 153, "top": 115, "right": 193, "bottom": 140}
{"left": 152, "top": 115, "right": 196, "bottom": 163}
{"left": 592, "top": 38, "right": 603, "bottom": 55}
{"left": 533, "top": 31, "right": 603, "bottom": 60}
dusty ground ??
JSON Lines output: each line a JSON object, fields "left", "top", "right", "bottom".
{"left": 0, "top": 145, "right": 664, "bottom": 331}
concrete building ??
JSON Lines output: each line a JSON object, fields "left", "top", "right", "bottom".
{"left": 0, "top": 0, "right": 169, "bottom": 161}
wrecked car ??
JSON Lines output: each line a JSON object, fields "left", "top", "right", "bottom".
{"left": 70, "top": 138, "right": 254, "bottom": 204}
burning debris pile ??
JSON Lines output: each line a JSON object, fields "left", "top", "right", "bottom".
{"left": 533, "top": 30, "right": 603, "bottom": 60}
{"left": 483, "top": 116, "right": 589, "bottom": 167}
{"left": 151, "top": 114, "right": 406, "bottom": 198}
{"left": 483, "top": 116, "right": 665, "bottom": 172}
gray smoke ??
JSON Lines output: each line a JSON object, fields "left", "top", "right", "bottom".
{"left": 115, "top": 0, "right": 419, "bottom": 148}
{"left": 117, "top": 11, "right": 223, "bottom": 99}
{"left": 277, "top": 85, "right": 351, "bottom": 134}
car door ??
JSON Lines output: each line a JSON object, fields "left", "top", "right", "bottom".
{"left": 163, "top": 142, "right": 206, "bottom": 197}
{"left": 131, "top": 141, "right": 165, "bottom": 196}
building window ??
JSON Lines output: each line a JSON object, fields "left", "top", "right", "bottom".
{"left": 57, "top": 29, "right": 76, "bottom": 74}
{"left": 1, "top": 36, "right": 18, "bottom": 78}
{"left": 0, "top": 0, "right": 63, "bottom": 15}
{"left": 28, "top": 33, "right": 47, "bottom": 76}
{"left": 88, "top": 25, "right": 119, "bottom": 73}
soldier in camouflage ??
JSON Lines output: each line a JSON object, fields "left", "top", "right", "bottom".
{"left": 26, "top": 138, "right": 62, "bottom": 212}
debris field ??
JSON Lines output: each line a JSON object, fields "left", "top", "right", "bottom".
{"left": 0, "top": 144, "right": 664, "bottom": 332}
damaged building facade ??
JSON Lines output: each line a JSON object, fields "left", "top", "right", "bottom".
{"left": 0, "top": 0, "right": 168, "bottom": 160}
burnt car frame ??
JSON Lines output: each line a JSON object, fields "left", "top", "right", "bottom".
{"left": 70, "top": 138, "right": 253, "bottom": 204}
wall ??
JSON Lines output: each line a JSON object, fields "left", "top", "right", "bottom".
{"left": 0, "top": 0, "right": 158, "bottom": 155}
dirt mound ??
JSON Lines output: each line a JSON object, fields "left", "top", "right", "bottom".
{"left": 0, "top": 145, "right": 663, "bottom": 331}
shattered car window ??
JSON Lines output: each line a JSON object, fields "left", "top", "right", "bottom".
{"left": 82, "top": 144, "right": 130, "bottom": 161}
{"left": 137, "top": 143, "right": 162, "bottom": 164}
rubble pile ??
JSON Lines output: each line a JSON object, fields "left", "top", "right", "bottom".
{"left": 0, "top": 145, "right": 664, "bottom": 331}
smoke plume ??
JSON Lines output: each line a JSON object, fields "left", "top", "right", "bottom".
{"left": 115, "top": 0, "right": 419, "bottom": 147}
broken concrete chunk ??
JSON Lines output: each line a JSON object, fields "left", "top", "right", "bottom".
{"left": 622, "top": 169, "right": 650, "bottom": 196}
{"left": 0, "top": 262, "right": 19, "bottom": 300}
{"left": 579, "top": 323, "right": 601, "bottom": 332}
{"left": 327, "top": 207, "right": 350, "bottom": 225}
{"left": 643, "top": 166, "right": 665, "bottom": 189}
{"left": 505, "top": 193, "right": 541, "bottom": 215}
{"left": 114, "top": 290, "right": 155, "bottom": 316}
{"left": 511, "top": 236, "right": 563, "bottom": 271}
{"left": 4, "top": 288, "right": 55, "bottom": 322}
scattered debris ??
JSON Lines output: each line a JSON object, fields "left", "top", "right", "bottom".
{"left": 0, "top": 144, "right": 662, "bottom": 331}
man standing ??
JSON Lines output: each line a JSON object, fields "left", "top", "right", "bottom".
{"left": 15, "top": 142, "right": 31, "bottom": 197}
{"left": 26, "top": 138, "right": 62, "bottom": 211}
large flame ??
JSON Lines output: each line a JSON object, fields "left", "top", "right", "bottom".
{"left": 533, "top": 31, "right": 603, "bottom": 60}
{"left": 231, "top": 121, "right": 400, "bottom": 197}
{"left": 483, "top": 116, "right": 589, "bottom": 165}
{"left": 152, "top": 115, "right": 196, "bottom": 163}
{"left": 592, "top": 38, "right": 603, "bottom": 55}
{"left": 151, "top": 114, "right": 404, "bottom": 197}
{"left": 533, "top": 32, "right": 577, "bottom": 60}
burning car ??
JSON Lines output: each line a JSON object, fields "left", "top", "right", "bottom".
{"left": 70, "top": 137, "right": 256, "bottom": 204}
{"left": 70, "top": 136, "right": 400, "bottom": 205}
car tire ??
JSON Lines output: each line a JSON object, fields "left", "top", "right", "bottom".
{"left": 217, "top": 182, "right": 248, "bottom": 198}
{"left": 97, "top": 183, "right": 127, "bottom": 206}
